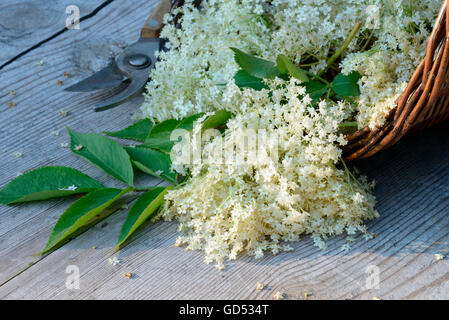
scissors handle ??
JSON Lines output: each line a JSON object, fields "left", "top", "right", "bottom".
{"left": 140, "top": 0, "right": 173, "bottom": 39}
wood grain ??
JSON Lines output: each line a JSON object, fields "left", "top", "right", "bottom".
{"left": 0, "top": 0, "right": 161, "bottom": 285}
{"left": 0, "top": 0, "right": 115, "bottom": 68}
{"left": 0, "top": 0, "right": 448, "bottom": 300}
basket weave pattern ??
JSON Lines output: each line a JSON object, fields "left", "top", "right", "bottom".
{"left": 344, "top": 0, "right": 449, "bottom": 161}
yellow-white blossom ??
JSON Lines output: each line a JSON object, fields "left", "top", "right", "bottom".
{"left": 255, "top": 282, "right": 265, "bottom": 290}
{"left": 108, "top": 257, "right": 120, "bottom": 266}
{"left": 142, "top": 0, "right": 439, "bottom": 129}
{"left": 162, "top": 80, "right": 378, "bottom": 266}
{"left": 142, "top": 0, "right": 439, "bottom": 267}
{"left": 273, "top": 291, "right": 285, "bottom": 300}
{"left": 434, "top": 253, "right": 444, "bottom": 261}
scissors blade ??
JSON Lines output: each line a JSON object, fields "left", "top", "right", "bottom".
{"left": 93, "top": 38, "right": 159, "bottom": 111}
{"left": 92, "top": 75, "right": 147, "bottom": 112}
{"left": 64, "top": 61, "right": 129, "bottom": 92}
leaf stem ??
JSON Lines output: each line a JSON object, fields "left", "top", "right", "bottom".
{"left": 340, "top": 156, "right": 369, "bottom": 192}
{"left": 342, "top": 159, "right": 355, "bottom": 195}
{"left": 339, "top": 121, "right": 358, "bottom": 128}
{"left": 304, "top": 71, "right": 330, "bottom": 85}
{"left": 326, "top": 88, "right": 332, "bottom": 101}
{"left": 318, "top": 22, "right": 363, "bottom": 76}
{"left": 134, "top": 186, "right": 157, "bottom": 192}
{"left": 299, "top": 61, "right": 319, "bottom": 67}
{"left": 360, "top": 31, "right": 374, "bottom": 52}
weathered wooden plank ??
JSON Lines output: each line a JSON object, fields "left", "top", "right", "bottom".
{"left": 1, "top": 125, "right": 448, "bottom": 299}
{"left": 0, "top": 0, "right": 448, "bottom": 300}
{"left": 0, "top": 0, "right": 110, "bottom": 66}
{"left": 0, "top": 0, "right": 112, "bottom": 67}
{"left": 0, "top": 0, "right": 161, "bottom": 285}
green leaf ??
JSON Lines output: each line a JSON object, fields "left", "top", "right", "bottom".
{"left": 233, "top": 70, "right": 269, "bottom": 91}
{"left": 42, "top": 187, "right": 131, "bottom": 253}
{"left": 116, "top": 187, "right": 170, "bottom": 247}
{"left": 104, "top": 119, "right": 153, "bottom": 142}
{"left": 144, "top": 114, "right": 204, "bottom": 153}
{"left": 68, "top": 128, "right": 134, "bottom": 186}
{"left": 177, "top": 113, "right": 204, "bottom": 131}
{"left": 202, "top": 110, "right": 232, "bottom": 130}
{"left": 230, "top": 48, "right": 280, "bottom": 79}
{"left": 276, "top": 54, "right": 309, "bottom": 82}
{"left": 304, "top": 81, "right": 328, "bottom": 103}
{"left": 0, "top": 166, "right": 104, "bottom": 205}
{"left": 125, "top": 146, "right": 177, "bottom": 184}
{"left": 144, "top": 119, "right": 181, "bottom": 152}
{"left": 331, "top": 72, "right": 361, "bottom": 97}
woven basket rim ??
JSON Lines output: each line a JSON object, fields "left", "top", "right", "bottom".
{"left": 344, "top": 0, "right": 449, "bottom": 161}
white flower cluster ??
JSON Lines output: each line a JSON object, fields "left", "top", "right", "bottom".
{"left": 339, "top": 0, "right": 441, "bottom": 128}
{"left": 141, "top": 0, "right": 273, "bottom": 121}
{"left": 162, "top": 79, "right": 378, "bottom": 267}
{"left": 142, "top": 0, "right": 440, "bottom": 128}
{"left": 140, "top": 0, "right": 440, "bottom": 266}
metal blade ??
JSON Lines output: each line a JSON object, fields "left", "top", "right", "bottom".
{"left": 64, "top": 62, "right": 128, "bottom": 92}
{"left": 92, "top": 69, "right": 149, "bottom": 112}
{"left": 94, "top": 38, "right": 159, "bottom": 111}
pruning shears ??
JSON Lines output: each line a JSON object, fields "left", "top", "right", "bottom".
{"left": 65, "top": 0, "right": 180, "bottom": 112}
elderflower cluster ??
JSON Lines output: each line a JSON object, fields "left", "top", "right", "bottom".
{"left": 140, "top": 0, "right": 440, "bottom": 266}
{"left": 141, "top": 0, "right": 273, "bottom": 121}
{"left": 142, "top": 0, "right": 440, "bottom": 128}
{"left": 339, "top": 0, "right": 441, "bottom": 129}
{"left": 162, "top": 79, "right": 378, "bottom": 267}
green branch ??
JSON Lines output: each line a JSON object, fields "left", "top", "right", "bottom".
{"left": 318, "top": 22, "right": 363, "bottom": 76}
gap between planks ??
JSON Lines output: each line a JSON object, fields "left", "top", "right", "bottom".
{"left": 0, "top": 0, "right": 115, "bottom": 70}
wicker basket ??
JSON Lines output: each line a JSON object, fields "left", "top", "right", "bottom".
{"left": 343, "top": 0, "right": 449, "bottom": 161}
